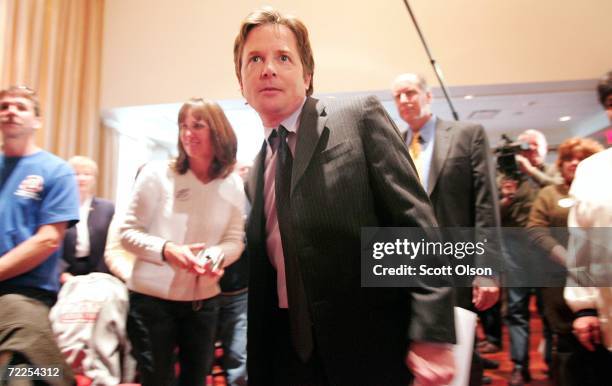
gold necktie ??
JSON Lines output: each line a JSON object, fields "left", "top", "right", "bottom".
{"left": 409, "top": 131, "right": 423, "bottom": 183}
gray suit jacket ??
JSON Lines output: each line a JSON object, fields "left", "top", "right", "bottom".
{"left": 246, "top": 96, "right": 456, "bottom": 385}
{"left": 404, "top": 118, "right": 502, "bottom": 308}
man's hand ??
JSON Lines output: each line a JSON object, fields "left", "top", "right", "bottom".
{"left": 472, "top": 276, "right": 500, "bottom": 311}
{"left": 499, "top": 178, "right": 518, "bottom": 208}
{"left": 406, "top": 342, "right": 455, "bottom": 386}
{"left": 515, "top": 154, "right": 536, "bottom": 176}
{"left": 162, "top": 242, "right": 205, "bottom": 270}
{"left": 573, "top": 315, "right": 601, "bottom": 351}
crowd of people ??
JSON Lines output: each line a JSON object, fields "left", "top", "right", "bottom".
{"left": 0, "top": 5, "right": 610, "bottom": 386}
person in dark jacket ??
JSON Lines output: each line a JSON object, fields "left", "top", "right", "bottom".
{"left": 61, "top": 156, "right": 114, "bottom": 283}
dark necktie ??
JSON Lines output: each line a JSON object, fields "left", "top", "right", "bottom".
{"left": 273, "top": 125, "right": 314, "bottom": 362}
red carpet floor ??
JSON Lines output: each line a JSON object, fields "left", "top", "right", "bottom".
{"left": 480, "top": 305, "right": 552, "bottom": 386}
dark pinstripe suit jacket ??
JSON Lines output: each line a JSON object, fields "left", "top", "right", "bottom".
{"left": 245, "top": 96, "right": 456, "bottom": 385}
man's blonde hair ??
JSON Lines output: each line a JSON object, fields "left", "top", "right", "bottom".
{"left": 0, "top": 86, "right": 40, "bottom": 116}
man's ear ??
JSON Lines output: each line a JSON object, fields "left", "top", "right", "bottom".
{"left": 303, "top": 73, "right": 312, "bottom": 93}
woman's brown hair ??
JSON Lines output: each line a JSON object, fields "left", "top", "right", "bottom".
{"left": 173, "top": 98, "right": 237, "bottom": 179}
{"left": 556, "top": 137, "right": 604, "bottom": 169}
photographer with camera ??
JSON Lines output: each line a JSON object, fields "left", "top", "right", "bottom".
{"left": 498, "top": 130, "right": 562, "bottom": 221}
{"left": 497, "top": 129, "right": 560, "bottom": 386}
{"left": 516, "top": 130, "right": 563, "bottom": 187}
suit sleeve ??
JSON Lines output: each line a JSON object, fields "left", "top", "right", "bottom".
{"left": 92, "top": 199, "right": 116, "bottom": 273}
{"left": 469, "top": 124, "right": 503, "bottom": 271}
{"left": 530, "top": 164, "right": 563, "bottom": 187}
{"left": 526, "top": 187, "right": 559, "bottom": 254}
{"left": 359, "top": 96, "right": 456, "bottom": 344}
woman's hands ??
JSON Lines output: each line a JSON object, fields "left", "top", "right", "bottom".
{"left": 162, "top": 242, "right": 224, "bottom": 278}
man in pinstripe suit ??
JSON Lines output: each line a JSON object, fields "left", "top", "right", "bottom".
{"left": 234, "top": 7, "right": 456, "bottom": 386}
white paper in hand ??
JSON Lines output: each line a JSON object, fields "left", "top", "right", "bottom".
{"left": 450, "top": 307, "right": 477, "bottom": 386}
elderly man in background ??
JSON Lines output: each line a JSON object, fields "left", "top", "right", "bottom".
{"left": 392, "top": 72, "right": 502, "bottom": 386}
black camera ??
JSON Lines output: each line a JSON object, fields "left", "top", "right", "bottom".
{"left": 494, "top": 134, "right": 529, "bottom": 179}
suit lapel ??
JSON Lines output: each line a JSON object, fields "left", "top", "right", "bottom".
{"left": 291, "top": 97, "right": 327, "bottom": 195}
{"left": 88, "top": 198, "right": 96, "bottom": 233}
{"left": 428, "top": 118, "right": 453, "bottom": 196}
{"left": 64, "top": 226, "right": 77, "bottom": 257}
{"left": 401, "top": 129, "right": 408, "bottom": 144}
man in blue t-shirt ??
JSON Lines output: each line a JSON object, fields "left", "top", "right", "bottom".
{"left": 0, "top": 86, "right": 79, "bottom": 385}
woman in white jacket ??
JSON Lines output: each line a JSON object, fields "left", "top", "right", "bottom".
{"left": 120, "top": 98, "right": 245, "bottom": 386}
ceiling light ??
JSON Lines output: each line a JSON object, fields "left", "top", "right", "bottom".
{"left": 559, "top": 116, "right": 571, "bottom": 122}
{"left": 464, "top": 95, "right": 474, "bottom": 100}
{"left": 467, "top": 109, "right": 500, "bottom": 120}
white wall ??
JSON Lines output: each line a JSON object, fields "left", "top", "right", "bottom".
{"left": 101, "top": 0, "right": 612, "bottom": 109}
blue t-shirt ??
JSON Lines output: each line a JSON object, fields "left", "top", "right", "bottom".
{"left": 0, "top": 151, "right": 80, "bottom": 293}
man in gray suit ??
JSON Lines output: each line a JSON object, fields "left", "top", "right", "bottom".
{"left": 234, "top": 7, "right": 456, "bottom": 386}
{"left": 392, "top": 73, "right": 502, "bottom": 386}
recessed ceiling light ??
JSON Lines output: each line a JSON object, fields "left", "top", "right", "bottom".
{"left": 464, "top": 95, "right": 474, "bottom": 100}
{"left": 559, "top": 116, "right": 571, "bottom": 122}
{"left": 467, "top": 109, "right": 500, "bottom": 119}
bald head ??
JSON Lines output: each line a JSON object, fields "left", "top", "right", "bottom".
{"left": 392, "top": 73, "right": 430, "bottom": 93}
